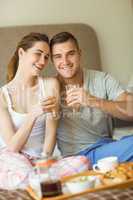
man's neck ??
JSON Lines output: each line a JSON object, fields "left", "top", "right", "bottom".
{"left": 57, "top": 69, "right": 84, "bottom": 90}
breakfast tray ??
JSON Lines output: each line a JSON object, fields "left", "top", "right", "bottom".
{"left": 27, "top": 170, "right": 133, "bottom": 200}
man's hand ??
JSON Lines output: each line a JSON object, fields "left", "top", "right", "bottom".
{"left": 66, "top": 87, "right": 93, "bottom": 108}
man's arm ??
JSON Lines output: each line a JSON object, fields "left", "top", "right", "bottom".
{"left": 66, "top": 88, "right": 133, "bottom": 121}
{"left": 87, "top": 91, "right": 133, "bottom": 121}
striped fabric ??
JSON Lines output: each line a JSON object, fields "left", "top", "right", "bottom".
{"left": 0, "top": 186, "right": 132, "bottom": 199}
{"left": 70, "top": 187, "right": 133, "bottom": 200}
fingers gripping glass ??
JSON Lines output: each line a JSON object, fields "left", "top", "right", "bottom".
{"left": 65, "top": 84, "right": 80, "bottom": 113}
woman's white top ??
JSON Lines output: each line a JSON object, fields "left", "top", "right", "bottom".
{"left": 0, "top": 77, "right": 48, "bottom": 158}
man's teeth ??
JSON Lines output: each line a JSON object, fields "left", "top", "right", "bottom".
{"left": 62, "top": 66, "right": 72, "bottom": 69}
{"left": 63, "top": 68, "right": 72, "bottom": 70}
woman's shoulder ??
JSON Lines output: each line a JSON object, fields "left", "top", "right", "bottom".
{"left": 0, "top": 85, "right": 6, "bottom": 98}
{"left": 0, "top": 86, "right": 8, "bottom": 108}
{"left": 0, "top": 88, "right": 3, "bottom": 100}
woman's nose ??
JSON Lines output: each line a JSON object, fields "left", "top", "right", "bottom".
{"left": 39, "top": 56, "right": 46, "bottom": 65}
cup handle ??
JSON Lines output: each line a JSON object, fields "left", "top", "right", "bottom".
{"left": 93, "top": 164, "right": 100, "bottom": 172}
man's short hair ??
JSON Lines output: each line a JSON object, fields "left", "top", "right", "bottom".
{"left": 50, "top": 32, "right": 79, "bottom": 52}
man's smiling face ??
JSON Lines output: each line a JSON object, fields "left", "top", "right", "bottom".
{"left": 51, "top": 40, "right": 81, "bottom": 79}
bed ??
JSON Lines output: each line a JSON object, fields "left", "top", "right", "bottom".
{"left": 0, "top": 23, "right": 132, "bottom": 199}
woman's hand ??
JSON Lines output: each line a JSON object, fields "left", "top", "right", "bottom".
{"left": 40, "top": 96, "right": 59, "bottom": 113}
{"left": 29, "top": 96, "right": 59, "bottom": 119}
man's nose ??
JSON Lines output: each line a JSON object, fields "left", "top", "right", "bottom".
{"left": 62, "top": 56, "right": 69, "bottom": 65}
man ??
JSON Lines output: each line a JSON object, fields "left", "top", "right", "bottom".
{"left": 50, "top": 31, "right": 133, "bottom": 165}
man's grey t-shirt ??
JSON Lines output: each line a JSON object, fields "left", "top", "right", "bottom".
{"left": 57, "top": 69, "right": 125, "bottom": 156}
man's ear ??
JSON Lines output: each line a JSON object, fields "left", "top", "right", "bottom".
{"left": 18, "top": 48, "right": 25, "bottom": 58}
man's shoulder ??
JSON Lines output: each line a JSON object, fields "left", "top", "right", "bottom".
{"left": 85, "top": 69, "right": 107, "bottom": 80}
{"left": 86, "top": 69, "right": 105, "bottom": 74}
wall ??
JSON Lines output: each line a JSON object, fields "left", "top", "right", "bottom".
{"left": 0, "top": 0, "right": 133, "bottom": 85}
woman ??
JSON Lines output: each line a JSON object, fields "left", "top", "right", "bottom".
{"left": 0, "top": 32, "right": 60, "bottom": 189}
{"left": 0, "top": 32, "right": 90, "bottom": 190}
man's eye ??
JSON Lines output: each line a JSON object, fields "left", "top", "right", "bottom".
{"left": 53, "top": 55, "right": 61, "bottom": 59}
{"left": 69, "top": 51, "right": 76, "bottom": 56}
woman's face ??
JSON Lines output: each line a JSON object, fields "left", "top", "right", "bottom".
{"left": 19, "top": 41, "right": 50, "bottom": 76}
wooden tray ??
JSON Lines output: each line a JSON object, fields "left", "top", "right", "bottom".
{"left": 27, "top": 170, "right": 133, "bottom": 200}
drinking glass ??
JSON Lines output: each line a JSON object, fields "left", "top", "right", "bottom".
{"left": 39, "top": 80, "right": 58, "bottom": 118}
{"left": 65, "top": 84, "right": 80, "bottom": 113}
{"left": 29, "top": 157, "right": 62, "bottom": 198}
{"left": 28, "top": 167, "right": 42, "bottom": 198}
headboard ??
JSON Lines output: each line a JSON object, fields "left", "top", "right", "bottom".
{"left": 0, "top": 23, "right": 101, "bottom": 86}
{"left": 0, "top": 23, "right": 132, "bottom": 129}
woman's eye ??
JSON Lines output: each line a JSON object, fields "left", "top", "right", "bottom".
{"left": 35, "top": 52, "right": 41, "bottom": 56}
{"left": 44, "top": 55, "right": 49, "bottom": 60}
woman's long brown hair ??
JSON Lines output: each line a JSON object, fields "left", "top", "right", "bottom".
{"left": 7, "top": 32, "right": 49, "bottom": 82}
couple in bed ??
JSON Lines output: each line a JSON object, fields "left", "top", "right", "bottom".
{"left": 0, "top": 31, "right": 132, "bottom": 189}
